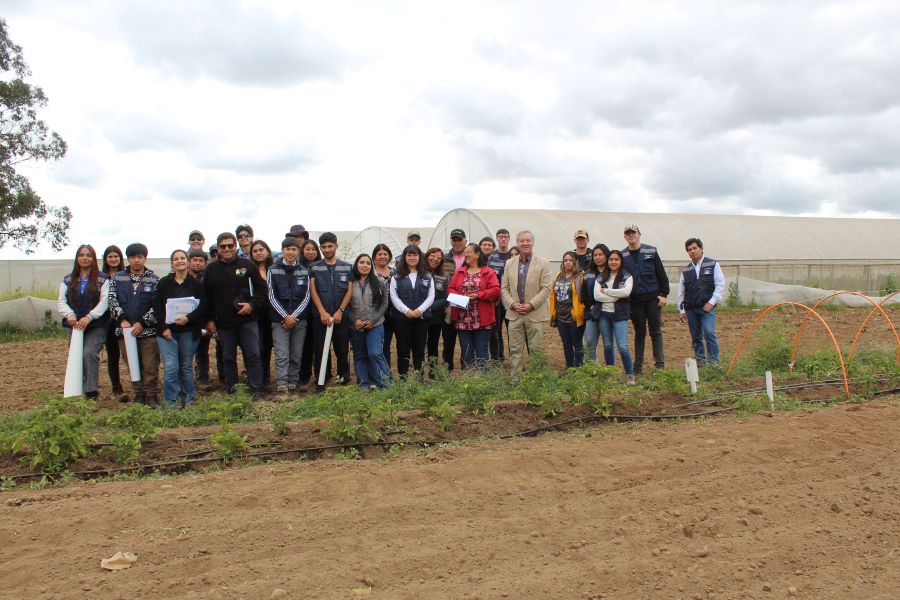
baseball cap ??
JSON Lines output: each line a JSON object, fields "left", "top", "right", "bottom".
{"left": 624, "top": 224, "right": 641, "bottom": 234}
{"left": 407, "top": 229, "right": 421, "bottom": 240}
{"left": 574, "top": 229, "right": 589, "bottom": 239}
{"left": 450, "top": 228, "right": 466, "bottom": 240}
{"left": 188, "top": 230, "right": 204, "bottom": 240}
{"left": 208, "top": 244, "right": 218, "bottom": 255}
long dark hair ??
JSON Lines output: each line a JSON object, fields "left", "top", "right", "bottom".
{"left": 352, "top": 253, "right": 384, "bottom": 307}
{"left": 69, "top": 244, "right": 101, "bottom": 299}
{"left": 602, "top": 249, "right": 627, "bottom": 288}
{"left": 586, "top": 243, "right": 609, "bottom": 275}
{"left": 561, "top": 250, "right": 582, "bottom": 275}
{"left": 424, "top": 247, "right": 445, "bottom": 276}
{"left": 396, "top": 244, "right": 426, "bottom": 278}
{"left": 301, "top": 239, "right": 321, "bottom": 266}
{"left": 102, "top": 245, "right": 123, "bottom": 275}
{"left": 249, "top": 240, "right": 274, "bottom": 269}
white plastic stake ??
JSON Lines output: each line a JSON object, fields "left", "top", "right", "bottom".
{"left": 765, "top": 370, "right": 775, "bottom": 412}
{"left": 63, "top": 329, "right": 84, "bottom": 398}
{"left": 684, "top": 358, "right": 699, "bottom": 394}
{"left": 317, "top": 323, "right": 334, "bottom": 387}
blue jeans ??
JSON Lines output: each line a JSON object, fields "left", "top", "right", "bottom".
{"left": 583, "top": 318, "right": 600, "bottom": 363}
{"left": 349, "top": 324, "right": 392, "bottom": 387}
{"left": 157, "top": 333, "right": 200, "bottom": 408}
{"left": 217, "top": 322, "right": 264, "bottom": 395}
{"left": 271, "top": 320, "right": 308, "bottom": 386}
{"left": 685, "top": 307, "right": 719, "bottom": 364}
{"left": 557, "top": 321, "right": 585, "bottom": 368}
{"left": 457, "top": 328, "right": 491, "bottom": 370}
{"left": 598, "top": 316, "right": 633, "bottom": 375}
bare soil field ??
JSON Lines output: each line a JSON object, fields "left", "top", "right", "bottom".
{"left": 1, "top": 401, "right": 898, "bottom": 599}
{"left": 1, "top": 308, "right": 899, "bottom": 599}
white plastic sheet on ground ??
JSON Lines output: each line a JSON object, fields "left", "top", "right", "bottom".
{"left": 63, "top": 328, "right": 83, "bottom": 398}
{"left": 0, "top": 296, "right": 58, "bottom": 330}
{"left": 121, "top": 327, "right": 141, "bottom": 381}
{"left": 727, "top": 277, "right": 900, "bottom": 307}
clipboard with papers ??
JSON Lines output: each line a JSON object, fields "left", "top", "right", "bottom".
{"left": 165, "top": 297, "right": 200, "bottom": 324}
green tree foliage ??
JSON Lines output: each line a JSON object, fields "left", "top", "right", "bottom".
{"left": 0, "top": 19, "right": 70, "bottom": 253}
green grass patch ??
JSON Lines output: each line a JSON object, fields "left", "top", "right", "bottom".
{"left": 0, "top": 286, "right": 59, "bottom": 302}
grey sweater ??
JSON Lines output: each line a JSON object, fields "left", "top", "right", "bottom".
{"left": 347, "top": 277, "right": 389, "bottom": 327}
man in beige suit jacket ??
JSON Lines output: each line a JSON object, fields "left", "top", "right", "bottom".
{"left": 501, "top": 230, "right": 552, "bottom": 374}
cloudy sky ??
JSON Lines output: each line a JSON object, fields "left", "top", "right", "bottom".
{"left": 2, "top": 0, "right": 899, "bottom": 258}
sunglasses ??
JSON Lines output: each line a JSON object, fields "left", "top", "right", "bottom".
{"left": 189, "top": 237, "right": 203, "bottom": 242}
{"left": 218, "top": 243, "right": 236, "bottom": 249}
{"left": 237, "top": 233, "right": 251, "bottom": 239}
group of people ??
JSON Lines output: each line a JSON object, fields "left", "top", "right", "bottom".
{"left": 58, "top": 222, "right": 724, "bottom": 408}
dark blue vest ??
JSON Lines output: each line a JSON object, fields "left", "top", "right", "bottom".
{"left": 681, "top": 257, "right": 717, "bottom": 309}
{"left": 310, "top": 260, "right": 352, "bottom": 314}
{"left": 62, "top": 272, "right": 109, "bottom": 330}
{"left": 622, "top": 244, "right": 661, "bottom": 297}
{"left": 393, "top": 274, "right": 432, "bottom": 320}
{"left": 582, "top": 271, "right": 600, "bottom": 319}
{"left": 113, "top": 269, "right": 159, "bottom": 325}
{"left": 267, "top": 261, "right": 310, "bottom": 322}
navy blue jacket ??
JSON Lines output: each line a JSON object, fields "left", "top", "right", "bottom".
{"left": 267, "top": 259, "right": 311, "bottom": 322}
{"left": 622, "top": 243, "right": 669, "bottom": 301}
{"left": 393, "top": 273, "right": 433, "bottom": 321}
{"left": 110, "top": 268, "right": 159, "bottom": 337}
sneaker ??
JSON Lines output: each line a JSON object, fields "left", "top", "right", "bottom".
{"left": 134, "top": 393, "right": 147, "bottom": 405}
{"left": 85, "top": 391, "right": 99, "bottom": 400}
{"left": 252, "top": 392, "right": 266, "bottom": 402}
{"left": 287, "top": 384, "right": 298, "bottom": 395}
{"left": 368, "top": 384, "right": 378, "bottom": 391}
{"left": 626, "top": 374, "right": 636, "bottom": 386}
{"left": 334, "top": 375, "right": 346, "bottom": 385}
{"left": 146, "top": 395, "right": 162, "bottom": 409}
{"left": 118, "top": 393, "right": 130, "bottom": 403}
{"left": 273, "top": 385, "right": 289, "bottom": 401}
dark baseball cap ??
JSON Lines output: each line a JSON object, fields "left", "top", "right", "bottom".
{"left": 188, "top": 230, "right": 204, "bottom": 240}
{"left": 450, "top": 228, "right": 466, "bottom": 240}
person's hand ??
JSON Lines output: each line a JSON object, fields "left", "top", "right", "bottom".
{"left": 363, "top": 320, "right": 373, "bottom": 330}
{"left": 407, "top": 309, "right": 422, "bottom": 319}
{"left": 333, "top": 310, "right": 344, "bottom": 325}
{"left": 75, "top": 316, "right": 91, "bottom": 330}
{"left": 680, "top": 313, "right": 688, "bottom": 323}
{"left": 354, "top": 319, "right": 365, "bottom": 330}
{"left": 131, "top": 322, "right": 143, "bottom": 336}
{"left": 320, "top": 313, "right": 332, "bottom": 325}
{"left": 174, "top": 316, "right": 189, "bottom": 326}
{"left": 522, "top": 303, "right": 535, "bottom": 314}
{"left": 162, "top": 329, "right": 173, "bottom": 340}
{"left": 658, "top": 296, "right": 668, "bottom": 308}
{"left": 120, "top": 320, "right": 132, "bottom": 329}
{"left": 66, "top": 315, "right": 77, "bottom": 328}
{"left": 467, "top": 292, "right": 478, "bottom": 299}
{"left": 237, "top": 302, "right": 253, "bottom": 316}
{"left": 282, "top": 315, "right": 298, "bottom": 329}
{"left": 206, "top": 321, "right": 217, "bottom": 335}
{"left": 703, "top": 302, "right": 714, "bottom": 313}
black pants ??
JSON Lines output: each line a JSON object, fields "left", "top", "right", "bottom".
{"left": 311, "top": 317, "right": 350, "bottom": 383}
{"left": 257, "top": 318, "right": 273, "bottom": 386}
{"left": 394, "top": 317, "right": 428, "bottom": 376}
{"left": 629, "top": 297, "right": 665, "bottom": 372}
{"left": 426, "top": 321, "right": 443, "bottom": 363}
{"left": 195, "top": 334, "right": 211, "bottom": 382}
{"left": 440, "top": 321, "right": 457, "bottom": 371}
{"left": 489, "top": 303, "right": 506, "bottom": 361}
{"left": 217, "top": 322, "right": 264, "bottom": 395}
{"left": 382, "top": 316, "right": 394, "bottom": 371}
{"left": 105, "top": 322, "right": 123, "bottom": 391}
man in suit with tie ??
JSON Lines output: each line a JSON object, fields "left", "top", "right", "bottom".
{"left": 501, "top": 230, "right": 552, "bottom": 374}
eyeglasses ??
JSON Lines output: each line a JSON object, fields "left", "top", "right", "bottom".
{"left": 189, "top": 237, "right": 203, "bottom": 242}
{"left": 237, "top": 233, "right": 251, "bottom": 239}
{"left": 218, "top": 243, "right": 236, "bottom": 249}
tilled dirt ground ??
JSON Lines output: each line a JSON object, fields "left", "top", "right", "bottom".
{"left": 1, "top": 401, "right": 898, "bottom": 600}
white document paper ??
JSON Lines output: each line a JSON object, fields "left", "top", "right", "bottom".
{"left": 447, "top": 293, "right": 470, "bottom": 309}
{"left": 63, "top": 329, "right": 84, "bottom": 398}
{"left": 121, "top": 327, "right": 142, "bottom": 382}
{"left": 165, "top": 297, "right": 200, "bottom": 324}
